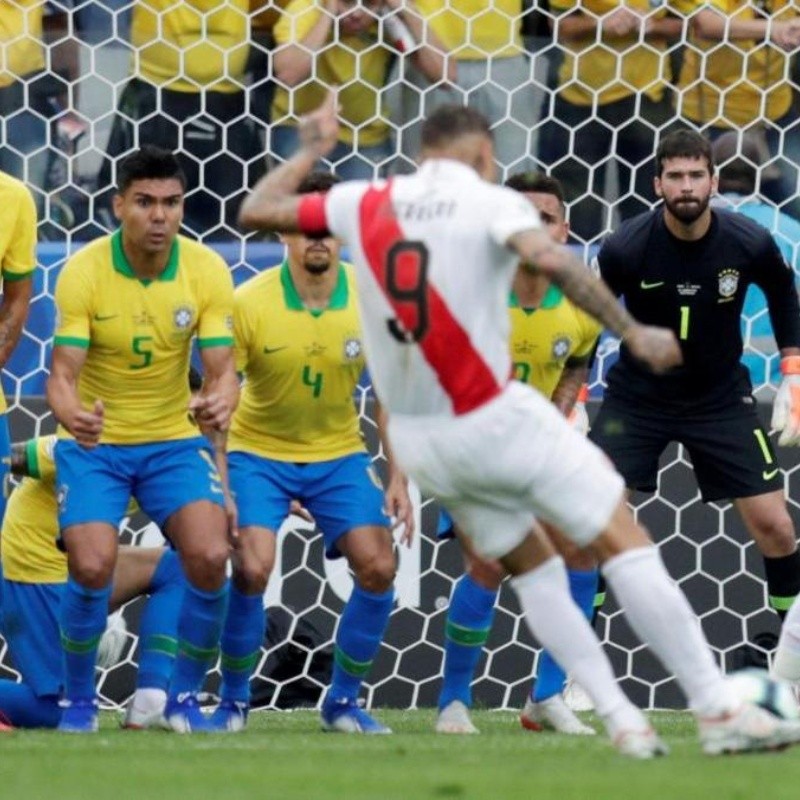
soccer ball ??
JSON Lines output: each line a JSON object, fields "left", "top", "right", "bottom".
{"left": 726, "top": 668, "right": 799, "bottom": 721}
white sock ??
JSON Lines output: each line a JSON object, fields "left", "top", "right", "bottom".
{"left": 130, "top": 687, "right": 167, "bottom": 713}
{"left": 773, "top": 599, "right": 800, "bottom": 682}
{"left": 602, "top": 547, "right": 736, "bottom": 718}
{"left": 510, "top": 557, "right": 647, "bottom": 734}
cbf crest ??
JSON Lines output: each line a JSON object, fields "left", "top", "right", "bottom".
{"left": 552, "top": 335, "right": 571, "bottom": 361}
{"left": 173, "top": 304, "right": 195, "bottom": 331}
{"left": 343, "top": 336, "right": 362, "bottom": 361}
{"left": 718, "top": 269, "right": 740, "bottom": 301}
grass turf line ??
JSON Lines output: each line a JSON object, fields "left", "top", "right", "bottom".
{"left": 1, "top": 710, "right": 800, "bottom": 800}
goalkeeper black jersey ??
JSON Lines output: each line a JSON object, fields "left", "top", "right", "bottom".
{"left": 596, "top": 207, "right": 800, "bottom": 410}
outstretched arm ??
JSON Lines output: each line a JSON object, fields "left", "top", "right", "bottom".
{"left": 508, "top": 228, "right": 682, "bottom": 374}
{"left": 239, "top": 90, "right": 341, "bottom": 234}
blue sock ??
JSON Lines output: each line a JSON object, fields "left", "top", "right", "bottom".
{"left": 533, "top": 568, "right": 599, "bottom": 702}
{"left": 60, "top": 577, "right": 111, "bottom": 701}
{"left": 438, "top": 574, "right": 497, "bottom": 710}
{"left": 168, "top": 580, "right": 228, "bottom": 698}
{"left": 137, "top": 550, "right": 184, "bottom": 691}
{"left": 219, "top": 584, "right": 265, "bottom": 704}
{"left": 329, "top": 584, "right": 394, "bottom": 701}
{"left": 0, "top": 682, "right": 60, "bottom": 728}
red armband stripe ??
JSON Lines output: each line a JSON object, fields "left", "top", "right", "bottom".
{"left": 297, "top": 193, "right": 331, "bottom": 238}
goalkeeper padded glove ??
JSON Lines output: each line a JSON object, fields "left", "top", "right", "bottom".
{"left": 566, "top": 384, "right": 590, "bottom": 436}
{"left": 771, "top": 356, "right": 800, "bottom": 446}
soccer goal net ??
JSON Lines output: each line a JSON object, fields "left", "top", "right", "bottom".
{"left": 0, "top": 0, "right": 797, "bottom": 711}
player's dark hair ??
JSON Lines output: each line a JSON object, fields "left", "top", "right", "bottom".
{"left": 504, "top": 172, "right": 566, "bottom": 212}
{"left": 298, "top": 171, "right": 341, "bottom": 195}
{"left": 116, "top": 145, "right": 187, "bottom": 193}
{"left": 421, "top": 105, "right": 493, "bottom": 150}
{"left": 655, "top": 129, "right": 714, "bottom": 177}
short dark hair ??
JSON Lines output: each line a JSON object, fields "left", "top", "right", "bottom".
{"left": 116, "top": 145, "right": 187, "bottom": 194}
{"left": 504, "top": 171, "right": 566, "bottom": 211}
{"left": 421, "top": 105, "right": 493, "bottom": 150}
{"left": 655, "top": 128, "right": 714, "bottom": 177}
{"left": 298, "top": 171, "right": 341, "bottom": 195}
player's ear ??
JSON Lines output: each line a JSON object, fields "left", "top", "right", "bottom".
{"left": 112, "top": 192, "right": 124, "bottom": 222}
{"left": 653, "top": 177, "right": 663, "bottom": 199}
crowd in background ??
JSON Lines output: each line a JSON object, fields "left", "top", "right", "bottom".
{"left": 1, "top": 0, "right": 800, "bottom": 247}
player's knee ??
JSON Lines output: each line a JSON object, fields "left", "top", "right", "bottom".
{"left": 753, "top": 509, "right": 797, "bottom": 554}
{"left": 69, "top": 552, "right": 115, "bottom": 589}
{"left": 233, "top": 555, "right": 272, "bottom": 595}
{"left": 354, "top": 550, "right": 395, "bottom": 594}
{"left": 467, "top": 558, "right": 504, "bottom": 590}
{"left": 180, "top": 542, "right": 229, "bottom": 589}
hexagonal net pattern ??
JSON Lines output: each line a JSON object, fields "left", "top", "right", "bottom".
{"left": 0, "top": 1, "right": 797, "bottom": 712}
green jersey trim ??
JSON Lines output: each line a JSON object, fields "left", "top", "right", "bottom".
{"left": 509, "top": 283, "right": 564, "bottom": 315}
{"left": 54, "top": 335, "right": 90, "bottom": 349}
{"left": 198, "top": 336, "right": 235, "bottom": 349}
{"left": 280, "top": 261, "right": 349, "bottom": 315}
{"left": 25, "top": 438, "right": 40, "bottom": 480}
{"left": 2, "top": 268, "right": 34, "bottom": 282}
{"left": 111, "top": 229, "right": 180, "bottom": 284}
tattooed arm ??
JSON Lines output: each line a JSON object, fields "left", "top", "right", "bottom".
{"left": 0, "top": 277, "right": 32, "bottom": 369}
{"left": 238, "top": 90, "right": 340, "bottom": 234}
{"left": 507, "top": 229, "right": 682, "bottom": 374}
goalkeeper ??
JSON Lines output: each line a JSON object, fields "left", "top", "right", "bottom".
{"left": 436, "top": 172, "right": 602, "bottom": 736}
{"left": 589, "top": 129, "right": 800, "bottom": 668}
{"left": 0, "top": 433, "right": 187, "bottom": 730}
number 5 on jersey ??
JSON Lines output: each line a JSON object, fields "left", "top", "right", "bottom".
{"left": 130, "top": 336, "right": 154, "bottom": 369}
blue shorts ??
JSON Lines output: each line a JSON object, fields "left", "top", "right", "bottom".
{"left": 0, "top": 575, "right": 63, "bottom": 697}
{"left": 229, "top": 451, "right": 390, "bottom": 559}
{"left": 55, "top": 437, "right": 225, "bottom": 530}
{"left": 437, "top": 509, "right": 456, "bottom": 541}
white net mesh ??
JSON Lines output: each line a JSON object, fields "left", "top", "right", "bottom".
{"left": 0, "top": 0, "right": 798, "bottom": 710}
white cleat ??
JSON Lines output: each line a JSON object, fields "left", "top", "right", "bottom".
{"left": 520, "top": 695, "right": 596, "bottom": 736}
{"left": 613, "top": 726, "right": 670, "bottom": 759}
{"left": 699, "top": 702, "right": 800, "bottom": 755}
{"left": 435, "top": 700, "right": 479, "bottom": 734}
{"left": 121, "top": 688, "right": 168, "bottom": 730}
{"left": 563, "top": 677, "right": 595, "bottom": 712}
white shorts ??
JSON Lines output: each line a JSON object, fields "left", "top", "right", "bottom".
{"left": 388, "top": 382, "right": 625, "bottom": 560}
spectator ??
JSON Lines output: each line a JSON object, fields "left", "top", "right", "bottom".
{"left": 712, "top": 131, "right": 800, "bottom": 393}
{"left": 270, "top": 0, "right": 450, "bottom": 180}
{"left": 673, "top": 0, "right": 800, "bottom": 219}
{"left": 536, "top": 0, "right": 683, "bottom": 246}
{"left": 95, "top": 0, "right": 264, "bottom": 240}
{"left": 390, "top": 0, "right": 540, "bottom": 177}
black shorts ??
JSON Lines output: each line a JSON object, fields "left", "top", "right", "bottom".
{"left": 589, "top": 395, "right": 783, "bottom": 502}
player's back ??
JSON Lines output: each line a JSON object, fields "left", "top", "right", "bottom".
{"left": 327, "top": 160, "right": 540, "bottom": 418}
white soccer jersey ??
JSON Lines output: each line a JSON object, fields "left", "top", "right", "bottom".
{"left": 299, "top": 159, "right": 542, "bottom": 417}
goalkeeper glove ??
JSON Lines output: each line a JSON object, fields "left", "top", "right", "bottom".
{"left": 566, "top": 384, "right": 590, "bottom": 436}
{"left": 771, "top": 356, "right": 800, "bottom": 446}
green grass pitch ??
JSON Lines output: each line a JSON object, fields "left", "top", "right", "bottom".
{"left": 3, "top": 709, "right": 800, "bottom": 800}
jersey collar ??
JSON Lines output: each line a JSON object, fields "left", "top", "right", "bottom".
{"left": 111, "top": 229, "right": 180, "bottom": 284}
{"left": 509, "top": 283, "right": 563, "bottom": 313}
{"left": 280, "top": 261, "right": 348, "bottom": 316}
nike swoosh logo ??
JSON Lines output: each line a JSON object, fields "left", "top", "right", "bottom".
{"left": 263, "top": 346, "right": 288, "bottom": 355}
{"left": 763, "top": 468, "right": 780, "bottom": 480}
{"left": 640, "top": 281, "right": 665, "bottom": 290}
{"left": 93, "top": 313, "right": 118, "bottom": 321}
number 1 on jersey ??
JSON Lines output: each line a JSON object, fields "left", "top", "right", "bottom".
{"left": 679, "top": 305, "right": 690, "bottom": 341}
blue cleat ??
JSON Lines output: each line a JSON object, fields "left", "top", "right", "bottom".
{"left": 58, "top": 698, "right": 99, "bottom": 733}
{"left": 162, "top": 693, "right": 213, "bottom": 733}
{"left": 321, "top": 696, "right": 392, "bottom": 735}
{"left": 209, "top": 700, "right": 249, "bottom": 733}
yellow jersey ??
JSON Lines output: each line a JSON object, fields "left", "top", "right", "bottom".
{"left": 0, "top": 171, "right": 37, "bottom": 414}
{"left": 550, "top": 0, "right": 671, "bottom": 105}
{"left": 53, "top": 230, "right": 234, "bottom": 444}
{"left": 2, "top": 436, "right": 67, "bottom": 584}
{"left": 271, "top": 0, "right": 391, "bottom": 146}
{"left": 0, "top": 0, "right": 44, "bottom": 88}
{"left": 509, "top": 285, "right": 601, "bottom": 397}
{"left": 674, "top": 0, "right": 796, "bottom": 126}
{"left": 229, "top": 262, "right": 366, "bottom": 461}
{"left": 415, "top": 0, "right": 523, "bottom": 59}
{"left": 132, "top": 0, "right": 250, "bottom": 93}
